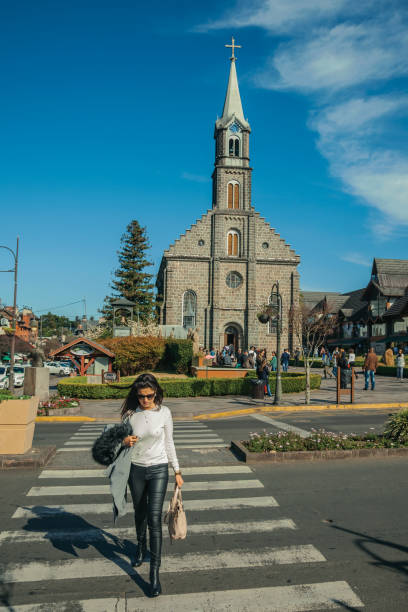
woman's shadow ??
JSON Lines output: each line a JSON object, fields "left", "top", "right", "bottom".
{"left": 20, "top": 506, "right": 151, "bottom": 596}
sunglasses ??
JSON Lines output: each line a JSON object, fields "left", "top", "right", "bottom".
{"left": 137, "top": 393, "right": 156, "bottom": 400}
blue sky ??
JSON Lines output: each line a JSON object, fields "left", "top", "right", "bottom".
{"left": 1, "top": 0, "right": 408, "bottom": 319}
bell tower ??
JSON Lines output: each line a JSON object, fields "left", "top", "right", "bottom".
{"left": 212, "top": 38, "right": 252, "bottom": 211}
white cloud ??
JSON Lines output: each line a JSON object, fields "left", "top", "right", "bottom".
{"left": 197, "top": 0, "right": 353, "bottom": 34}
{"left": 341, "top": 253, "right": 371, "bottom": 266}
{"left": 181, "top": 172, "right": 210, "bottom": 183}
{"left": 196, "top": 0, "right": 408, "bottom": 233}
{"left": 256, "top": 19, "right": 408, "bottom": 92}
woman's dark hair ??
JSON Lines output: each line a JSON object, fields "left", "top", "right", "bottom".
{"left": 120, "top": 373, "right": 164, "bottom": 419}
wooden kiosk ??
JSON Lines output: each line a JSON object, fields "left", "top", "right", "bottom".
{"left": 50, "top": 337, "right": 115, "bottom": 377}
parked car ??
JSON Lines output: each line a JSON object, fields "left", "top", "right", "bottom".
{"left": 0, "top": 366, "right": 25, "bottom": 388}
{"left": 44, "top": 362, "right": 71, "bottom": 376}
{"left": 0, "top": 366, "right": 8, "bottom": 389}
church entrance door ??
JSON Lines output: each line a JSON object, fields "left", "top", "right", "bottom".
{"left": 224, "top": 325, "right": 239, "bottom": 352}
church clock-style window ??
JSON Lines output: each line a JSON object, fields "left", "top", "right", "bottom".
{"left": 182, "top": 290, "right": 196, "bottom": 329}
{"left": 226, "top": 271, "right": 242, "bottom": 289}
{"left": 227, "top": 181, "right": 240, "bottom": 209}
{"left": 227, "top": 230, "right": 239, "bottom": 256}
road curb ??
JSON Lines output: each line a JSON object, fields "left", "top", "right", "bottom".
{"left": 194, "top": 402, "right": 408, "bottom": 420}
{"left": 231, "top": 440, "right": 408, "bottom": 463}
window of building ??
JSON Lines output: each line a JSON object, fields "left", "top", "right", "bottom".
{"left": 229, "top": 136, "right": 240, "bottom": 157}
{"left": 226, "top": 271, "right": 242, "bottom": 289}
{"left": 227, "top": 230, "right": 240, "bottom": 256}
{"left": 372, "top": 322, "right": 386, "bottom": 336}
{"left": 227, "top": 181, "right": 240, "bottom": 209}
{"left": 182, "top": 290, "right": 196, "bottom": 328}
{"left": 393, "top": 317, "right": 408, "bottom": 333}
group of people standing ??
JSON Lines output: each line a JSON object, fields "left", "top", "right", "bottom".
{"left": 206, "top": 345, "right": 292, "bottom": 372}
{"left": 320, "top": 345, "right": 406, "bottom": 390}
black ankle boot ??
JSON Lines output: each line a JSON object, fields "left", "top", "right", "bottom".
{"left": 131, "top": 542, "right": 147, "bottom": 567}
{"left": 150, "top": 566, "right": 161, "bottom": 597}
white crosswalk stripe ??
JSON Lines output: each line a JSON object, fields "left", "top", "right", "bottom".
{"left": 0, "top": 519, "right": 297, "bottom": 545}
{"left": 26, "top": 479, "right": 263, "bottom": 496}
{"left": 60, "top": 421, "right": 227, "bottom": 451}
{"left": 12, "top": 496, "right": 280, "bottom": 518}
{"left": 0, "top": 421, "right": 364, "bottom": 610}
{"left": 6, "top": 582, "right": 364, "bottom": 611}
{"left": 38, "top": 465, "right": 253, "bottom": 478}
{"left": 2, "top": 545, "right": 326, "bottom": 583}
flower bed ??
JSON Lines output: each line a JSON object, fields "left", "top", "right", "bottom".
{"left": 232, "top": 409, "right": 408, "bottom": 463}
{"left": 244, "top": 428, "right": 408, "bottom": 453}
{"left": 37, "top": 396, "right": 80, "bottom": 416}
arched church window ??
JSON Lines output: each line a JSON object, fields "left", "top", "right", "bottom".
{"left": 227, "top": 230, "right": 240, "bottom": 256}
{"left": 227, "top": 181, "right": 240, "bottom": 209}
{"left": 235, "top": 139, "right": 239, "bottom": 157}
{"left": 182, "top": 290, "right": 196, "bottom": 329}
{"left": 229, "top": 136, "right": 240, "bottom": 157}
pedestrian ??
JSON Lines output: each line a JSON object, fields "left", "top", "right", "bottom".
{"left": 258, "top": 358, "right": 272, "bottom": 397}
{"left": 270, "top": 351, "right": 277, "bottom": 372}
{"left": 348, "top": 348, "right": 358, "bottom": 380}
{"left": 364, "top": 347, "right": 378, "bottom": 391}
{"left": 241, "top": 350, "right": 250, "bottom": 369}
{"left": 120, "top": 373, "right": 183, "bottom": 597}
{"left": 332, "top": 347, "right": 339, "bottom": 378}
{"left": 281, "top": 349, "right": 290, "bottom": 373}
{"left": 338, "top": 349, "right": 350, "bottom": 389}
{"left": 322, "top": 351, "right": 334, "bottom": 379}
{"left": 384, "top": 346, "right": 395, "bottom": 367}
{"left": 396, "top": 348, "right": 405, "bottom": 381}
{"left": 235, "top": 348, "right": 243, "bottom": 368}
{"left": 294, "top": 347, "right": 300, "bottom": 366}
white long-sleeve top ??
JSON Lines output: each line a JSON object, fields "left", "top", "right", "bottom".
{"left": 128, "top": 405, "right": 179, "bottom": 472}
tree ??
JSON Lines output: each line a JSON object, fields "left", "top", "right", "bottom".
{"left": 39, "top": 312, "right": 74, "bottom": 337}
{"left": 101, "top": 220, "right": 155, "bottom": 324}
{"left": 289, "top": 302, "right": 338, "bottom": 404}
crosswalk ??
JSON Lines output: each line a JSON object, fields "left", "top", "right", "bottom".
{"left": 0, "top": 421, "right": 365, "bottom": 611}
{"left": 57, "top": 420, "right": 227, "bottom": 452}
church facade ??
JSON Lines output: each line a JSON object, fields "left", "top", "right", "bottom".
{"left": 156, "top": 50, "right": 300, "bottom": 354}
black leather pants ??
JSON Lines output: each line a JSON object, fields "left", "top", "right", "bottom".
{"left": 128, "top": 463, "right": 169, "bottom": 569}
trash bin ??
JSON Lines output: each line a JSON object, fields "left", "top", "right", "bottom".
{"left": 251, "top": 379, "right": 265, "bottom": 400}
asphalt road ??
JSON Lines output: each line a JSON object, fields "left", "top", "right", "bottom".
{"left": 1, "top": 420, "right": 407, "bottom": 610}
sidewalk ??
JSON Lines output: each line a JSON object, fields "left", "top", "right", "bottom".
{"left": 75, "top": 373, "right": 408, "bottom": 421}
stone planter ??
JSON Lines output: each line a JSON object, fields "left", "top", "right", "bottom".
{"left": 0, "top": 396, "right": 39, "bottom": 455}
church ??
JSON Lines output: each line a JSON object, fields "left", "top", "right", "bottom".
{"left": 156, "top": 41, "right": 300, "bottom": 354}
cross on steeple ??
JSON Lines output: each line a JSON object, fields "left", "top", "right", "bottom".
{"left": 225, "top": 36, "right": 241, "bottom": 60}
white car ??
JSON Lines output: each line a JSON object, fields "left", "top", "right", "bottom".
{"left": 0, "top": 366, "right": 25, "bottom": 388}
{"left": 44, "top": 362, "right": 71, "bottom": 376}
{"left": 0, "top": 366, "right": 8, "bottom": 389}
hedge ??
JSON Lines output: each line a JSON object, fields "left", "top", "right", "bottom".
{"left": 160, "top": 339, "right": 193, "bottom": 374}
{"left": 58, "top": 373, "right": 321, "bottom": 399}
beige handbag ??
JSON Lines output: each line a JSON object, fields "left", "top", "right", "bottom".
{"left": 164, "top": 486, "right": 187, "bottom": 541}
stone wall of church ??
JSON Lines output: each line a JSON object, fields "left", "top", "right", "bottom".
{"left": 162, "top": 258, "right": 210, "bottom": 333}
{"left": 164, "top": 214, "right": 212, "bottom": 258}
{"left": 212, "top": 168, "right": 252, "bottom": 210}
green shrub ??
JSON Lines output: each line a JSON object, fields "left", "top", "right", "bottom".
{"left": 98, "top": 336, "right": 166, "bottom": 375}
{"left": 384, "top": 409, "right": 408, "bottom": 443}
{"left": 58, "top": 373, "right": 321, "bottom": 399}
{"left": 160, "top": 339, "right": 193, "bottom": 374}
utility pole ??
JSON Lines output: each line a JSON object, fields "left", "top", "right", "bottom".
{"left": 0, "top": 238, "right": 19, "bottom": 393}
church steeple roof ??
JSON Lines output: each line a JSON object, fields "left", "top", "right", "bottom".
{"left": 216, "top": 38, "right": 250, "bottom": 130}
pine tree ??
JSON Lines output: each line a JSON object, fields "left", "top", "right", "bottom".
{"left": 101, "top": 221, "right": 155, "bottom": 323}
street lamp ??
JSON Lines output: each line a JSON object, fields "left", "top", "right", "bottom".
{"left": 0, "top": 238, "right": 19, "bottom": 393}
{"left": 257, "top": 281, "right": 283, "bottom": 405}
